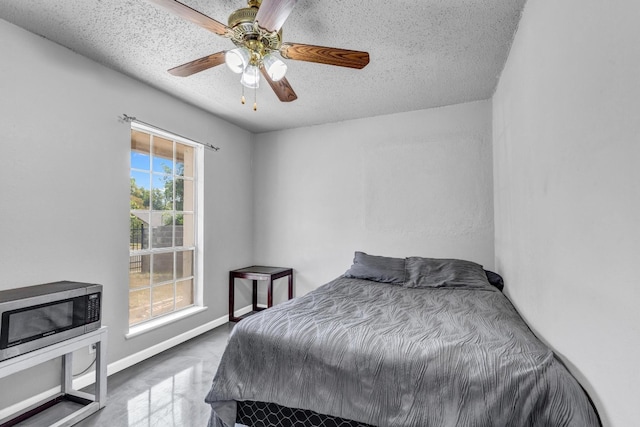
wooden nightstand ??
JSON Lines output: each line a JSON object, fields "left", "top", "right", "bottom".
{"left": 229, "top": 266, "right": 293, "bottom": 322}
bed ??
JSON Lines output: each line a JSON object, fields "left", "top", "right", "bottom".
{"left": 205, "top": 253, "right": 600, "bottom": 427}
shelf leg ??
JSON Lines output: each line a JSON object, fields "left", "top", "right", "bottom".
{"left": 62, "top": 352, "right": 73, "bottom": 394}
{"left": 95, "top": 336, "right": 107, "bottom": 408}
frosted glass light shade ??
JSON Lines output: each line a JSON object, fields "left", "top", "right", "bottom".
{"left": 263, "top": 54, "right": 287, "bottom": 81}
{"left": 241, "top": 65, "right": 260, "bottom": 88}
{"left": 225, "top": 48, "right": 250, "bottom": 74}
{"left": 254, "top": 0, "right": 298, "bottom": 32}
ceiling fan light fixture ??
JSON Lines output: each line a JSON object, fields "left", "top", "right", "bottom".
{"left": 263, "top": 54, "right": 287, "bottom": 81}
{"left": 225, "top": 47, "right": 250, "bottom": 73}
{"left": 241, "top": 65, "right": 260, "bottom": 88}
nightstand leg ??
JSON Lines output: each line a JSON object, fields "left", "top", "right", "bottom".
{"left": 267, "top": 278, "right": 273, "bottom": 308}
{"left": 229, "top": 273, "right": 235, "bottom": 322}
{"left": 252, "top": 280, "right": 258, "bottom": 311}
{"left": 288, "top": 273, "right": 293, "bottom": 299}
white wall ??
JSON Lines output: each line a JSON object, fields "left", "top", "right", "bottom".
{"left": 0, "top": 19, "right": 253, "bottom": 410}
{"left": 253, "top": 101, "right": 494, "bottom": 298}
{"left": 492, "top": 1, "right": 640, "bottom": 426}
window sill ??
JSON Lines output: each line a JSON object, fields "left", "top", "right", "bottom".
{"left": 125, "top": 306, "right": 208, "bottom": 339}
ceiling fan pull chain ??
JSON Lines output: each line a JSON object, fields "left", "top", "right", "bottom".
{"left": 253, "top": 66, "right": 258, "bottom": 111}
{"left": 253, "top": 86, "right": 258, "bottom": 111}
{"left": 241, "top": 85, "right": 246, "bottom": 105}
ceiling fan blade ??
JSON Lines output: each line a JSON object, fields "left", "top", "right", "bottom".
{"left": 280, "top": 43, "right": 370, "bottom": 69}
{"left": 254, "top": 0, "right": 298, "bottom": 32}
{"left": 168, "top": 51, "right": 226, "bottom": 77}
{"left": 260, "top": 66, "right": 298, "bottom": 102}
{"left": 147, "top": 0, "right": 229, "bottom": 36}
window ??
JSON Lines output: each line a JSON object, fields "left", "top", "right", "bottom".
{"left": 129, "top": 123, "right": 202, "bottom": 327}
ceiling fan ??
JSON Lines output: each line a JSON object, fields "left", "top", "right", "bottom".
{"left": 147, "top": 0, "right": 370, "bottom": 109}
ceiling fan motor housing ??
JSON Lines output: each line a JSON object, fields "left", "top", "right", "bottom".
{"left": 228, "top": 5, "right": 282, "bottom": 56}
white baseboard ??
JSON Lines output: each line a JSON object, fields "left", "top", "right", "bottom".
{"left": 0, "top": 305, "right": 251, "bottom": 422}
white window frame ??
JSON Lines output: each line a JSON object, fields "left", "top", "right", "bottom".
{"left": 127, "top": 122, "right": 205, "bottom": 338}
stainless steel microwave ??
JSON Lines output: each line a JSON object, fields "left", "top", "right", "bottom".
{"left": 0, "top": 281, "right": 102, "bottom": 361}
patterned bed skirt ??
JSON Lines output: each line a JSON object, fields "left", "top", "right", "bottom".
{"left": 236, "top": 401, "right": 375, "bottom": 427}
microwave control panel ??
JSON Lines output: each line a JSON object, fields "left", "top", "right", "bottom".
{"left": 86, "top": 293, "right": 101, "bottom": 323}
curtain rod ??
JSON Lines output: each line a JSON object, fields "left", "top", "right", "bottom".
{"left": 118, "top": 114, "right": 220, "bottom": 151}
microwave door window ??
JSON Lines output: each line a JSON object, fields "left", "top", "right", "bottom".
{"left": 8, "top": 301, "right": 74, "bottom": 345}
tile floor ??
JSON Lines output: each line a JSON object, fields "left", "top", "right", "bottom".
{"left": 72, "top": 322, "right": 234, "bottom": 427}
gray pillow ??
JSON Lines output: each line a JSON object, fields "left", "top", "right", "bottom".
{"left": 484, "top": 270, "right": 504, "bottom": 291}
{"left": 404, "top": 257, "right": 493, "bottom": 290}
{"left": 344, "top": 252, "right": 406, "bottom": 285}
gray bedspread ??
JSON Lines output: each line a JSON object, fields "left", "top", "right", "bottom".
{"left": 205, "top": 277, "right": 599, "bottom": 426}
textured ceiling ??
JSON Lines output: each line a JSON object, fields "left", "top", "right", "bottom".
{"left": 0, "top": 0, "right": 526, "bottom": 133}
